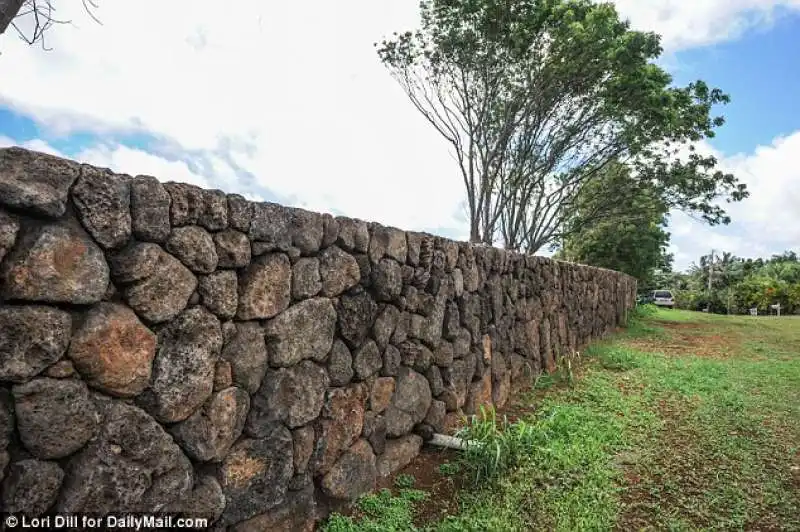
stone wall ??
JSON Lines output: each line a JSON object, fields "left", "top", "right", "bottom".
{"left": 0, "top": 147, "right": 636, "bottom": 530}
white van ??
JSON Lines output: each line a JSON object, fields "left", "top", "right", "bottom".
{"left": 650, "top": 290, "right": 675, "bottom": 309}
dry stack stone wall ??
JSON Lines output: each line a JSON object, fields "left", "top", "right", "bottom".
{"left": 0, "top": 147, "right": 636, "bottom": 530}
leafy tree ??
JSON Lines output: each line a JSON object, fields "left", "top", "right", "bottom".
{"left": 377, "top": 0, "right": 748, "bottom": 251}
{"left": 555, "top": 162, "right": 672, "bottom": 285}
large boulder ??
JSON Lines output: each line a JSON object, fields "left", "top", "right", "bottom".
{"left": 123, "top": 247, "right": 197, "bottom": 324}
{"left": 321, "top": 439, "right": 377, "bottom": 500}
{"left": 198, "top": 270, "right": 238, "bottom": 319}
{"left": 138, "top": 307, "right": 222, "bottom": 423}
{"left": 368, "top": 226, "right": 407, "bottom": 264}
{"left": 12, "top": 378, "right": 99, "bottom": 459}
{"left": 109, "top": 242, "right": 161, "bottom": 284}
{"left": 0, "top": 147, "right": 80, "bottom": 218}
{"left": 166, "top": 225, "right": 219, "bottom": 274}
{"left": 246, "top": 361, "right": 329, "bottom": 432}
{"left": 71, "top": 165, "right": 132, "bottom": 250}
{"left": 170, "top": 387, "right": 250, "bottom": 462}
{"left": 67, "top": 303, "right": 156, "bottom": 397}
{"left": 0, "top": 305, "right": 72, "bottom": 383}
{"left": 57, "top": 399, "right": 193, "bottom": 513}
{"left": 385, "top": 367, "right": 431, "bottom": 437}
{"left": 376, "top": 435, "right": 422, "bottom": 478}
{"left": 1, "top": 221, "right": 109, "bottom": 304}
{"left": 130, "top": 175, "right": 171, "bottom": 243}
{"left": 264, "top": 297, "right": 337, "bottom": 367}
{"left": 218, "top": 426, "right": 294, "bottom": 526}
{"left": 227, "top": 194, "right": 253, "bottom": 233}
{"left": 221, "top": 322, "right": 269, "bottom": 395}
{"left": 292, "top": 258, "right": 322, "bottom": 300}
{"left": 1, "top": 459, "right": 64, "bottom": 515}
{"left": 237, "top": 253, "right": 291, "bottom": 320}
{"left": 319, "top": 246, "right": 360, "bottom": 297}
{"left": 312, "top": 384, "right": 368, "bottom": 474}
{"left": 337, "top": 289, "right": 378, "bottom": 349}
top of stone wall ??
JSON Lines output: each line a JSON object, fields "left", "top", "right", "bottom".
{"left": 0, "top": 146, "right": 635, "bottom": 285}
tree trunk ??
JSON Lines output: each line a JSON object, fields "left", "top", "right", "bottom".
{"left": 0, "top": 0, "right": 25, "bottom": 37}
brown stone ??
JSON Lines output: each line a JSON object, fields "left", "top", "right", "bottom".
{"left": 376, "top": 434, "right": 422, "bottom": 478}
{"left": 314, "top": 384, "right": 367, "bottom": 474}
{"left": 369, "top": 377, "right": 395, "bottom": 414}
{"left": 68, "top": 303, "right": 156, "bottom": 397}
{"left": 214, "top": 360, "right": 233, "bottom": 391}
{"left": 320, "top": 439, "right": 376, "bottom": 500}
{"left": 237, "top": 253, "right": 291, "bottom": 320}
{"left": 464, "top": 372, "right": 492, "bottom": 415}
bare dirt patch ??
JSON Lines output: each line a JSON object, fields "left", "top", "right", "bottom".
{"left": 623, "top": 321, "right": 741, "bottom": 359}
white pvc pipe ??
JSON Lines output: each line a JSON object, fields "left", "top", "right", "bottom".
{"left": 427, "top": 433, "right": 482, "bottom": 450}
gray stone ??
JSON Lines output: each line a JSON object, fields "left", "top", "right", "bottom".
{"left": 322, "top": 213, "right": 339, "bottom": 247}
{"left": 67, "top": 302, "right": 156, "bottom": 397}
{"left": 434, "top": 341, "right": 455, "bottom": 367}
{"left": 72, "top": 165, "right": 132, "bottom": 250}
{"left": 13, "top": 378, "right": 99, "bottom": 459}
{"left": 327, "top": 340, "right": 354, "bottom": 387}
{"left": 393, "top": 367, "right": 432, "bottom": 425}
{"left": 166, "top": 225, "right": 219, "bottom": 274}
{"left": 373, "top": 304, "right": 400, "bottom": 351}
{"left": 0, "top": 389, "right": 12, "bottom": 450}
{"left": 0, "top": 147, "right": 79, "bottom": 218}
{"left": 130, "top": 175, "right": 171, "bottom": 243}
{"left": 163, "top": 182, "right": 205, "bottom": 226}
{"left": 249, "top": 202, "right": 292, "bottom": 250}
{"left": 171, "top": 386, "right": 250, "bottom": 462}
{"left": 313, "top": 384, "right": 368, "bottom": 474}
{"left": 353, "top": 340, "right": 382, "bottom": 381}
{"left": 337, "top": 289, "right": 378, "bottom": 349}
{"left": 376, "top": 435, "right": 422, "bottom": 478}
{"left": 372, "top": 258, "right": 403, "bottom": 301}
{"left": 214, "top": 229, "right": 251, "bottom": 268}
{"left": 362, "top": 412, "right": 387, "bottom": 455}
{"left": 165, "top": 476, "right": 226, "bottom": 524}
{"left": 199, "top": 189, "right": 228, "bottom": 231}
{"left": 0, "top": 305, "right": 72, "bottom": 383}
{"left": 319, "top": 245, "right": 360, "bottom": 297}
{"left": 227, "top": 194, "right": 253, "bottom": 233}
{"left": 384, "top": 405, "right": 414, "bottom": 438}
{"left": 109, "top": 242, "right": 161, "bottom": 284}
{"left": 124, "top": 248, "right": 197, "bottom": 324}
{"left": 247, "top": 361, "right": 329, "bottom": 432}
{"left": 237, "top": 253, "right": 291, "bottom": 320}
{"left": 426, "top": 365, "right": 444, "bottom": 396}
{"left": 290, "top": 208, "right": 324, "bottom": 254}
{"left": 335, "top": 217, "right": 369, "bottom": 252}
{"left": 230, "top": 483, "right": 315, "bottom": 532}
{"left": 292, "top": 425, "right": 316, "bottom": 476}
{"left": 321, "top": 439, "right": 376, "bottom": 500}
{"left": 406, "top": 232, "right": 424, "bottom": 266}
{"left": 57, "top": 399, "right": 193, "bottom": 513}
{"left": 218, "top": 427, "right": 294, "bottom": 526}
{"left": 198, "top": 270, "right": 238, "bottom": 319}
{"left": 44, "top": 359, "right": 75, "bottom": 379}
{"left": 369, "top": 226, "right": 407, "bottom": 263}
{"left": 292, "top": 257, "right": 321, "bottom": 300}
{"left": 1, "top": 459, "right": 64, "bottom": 515}
{"left": 382, "top": 345, "right": 401, "bottom": 377}
{"left": 214, "top": 359, "right": 233, "bottom": 391}
{"left": 2, "top": 221, "right": 109, "bottom": 304}
{"left": 138, "top": 307, "right": 222, "bottom": 423}
{"left": 265, "top": 297, "right": 337, "bottom": 367}
{"left": 221, "top": 322, "right": 269, "bottom": 395}
{"left": 0, "top": 210, "right": 20, "bottom": 264}
{"left": 424, "top": 400, "right": 447, "bottom": 432}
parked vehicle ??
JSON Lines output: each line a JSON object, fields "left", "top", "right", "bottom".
{"left": 650, "top": 290, "right": 675, "bottom": 309}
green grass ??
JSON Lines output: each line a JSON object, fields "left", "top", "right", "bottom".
{"left": 321, "top": 308, "right": 800, "bottom": 531}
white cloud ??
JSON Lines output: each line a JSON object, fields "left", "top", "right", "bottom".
{"left": 1, "top": 0, "right": 799, "bottom": 258}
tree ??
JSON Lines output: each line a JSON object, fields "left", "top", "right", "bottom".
{"left": 555, "top": 161, "right": 672, "bottom": 285}
{"left": 0, "top": 0, "right": 99, "bottom": 49}
{"left": 377, "top": 0, "right": 748, "bottom": 251}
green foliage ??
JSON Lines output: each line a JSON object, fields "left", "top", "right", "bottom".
{"left": 438, "top": 462, "right": 461, "bottom": 476}
{"left": 322, "top": 488, "right": 428, "bottom": 532}
{"left": 668, "top": 249, "right": 800, "bottom": 314}
{"left": 557, "top": 163, "right": 673, "bottom": 285}
{"left": 456, "top": 406, "right": 540, "bottom": 486}
{"left": 377, "top": 0, "right": 746, "bottom": 250}
{"left": 395, "top": 474, "right": 416, "bottom": 489}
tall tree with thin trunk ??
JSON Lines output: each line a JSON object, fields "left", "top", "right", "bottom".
{"left": 377, "top": 0, "right": 748, "bottom": 250}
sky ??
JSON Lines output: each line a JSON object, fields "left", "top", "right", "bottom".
{"left": 1, "top": 1, "right": 799, "bottom": 272}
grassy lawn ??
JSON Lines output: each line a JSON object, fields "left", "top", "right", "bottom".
{"left": 322, "top": 307, "right": 800, "bottom": 532}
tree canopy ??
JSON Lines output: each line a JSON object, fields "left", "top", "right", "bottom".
{"left": 377, "top": 0, "right": 748, "bottom": 252}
